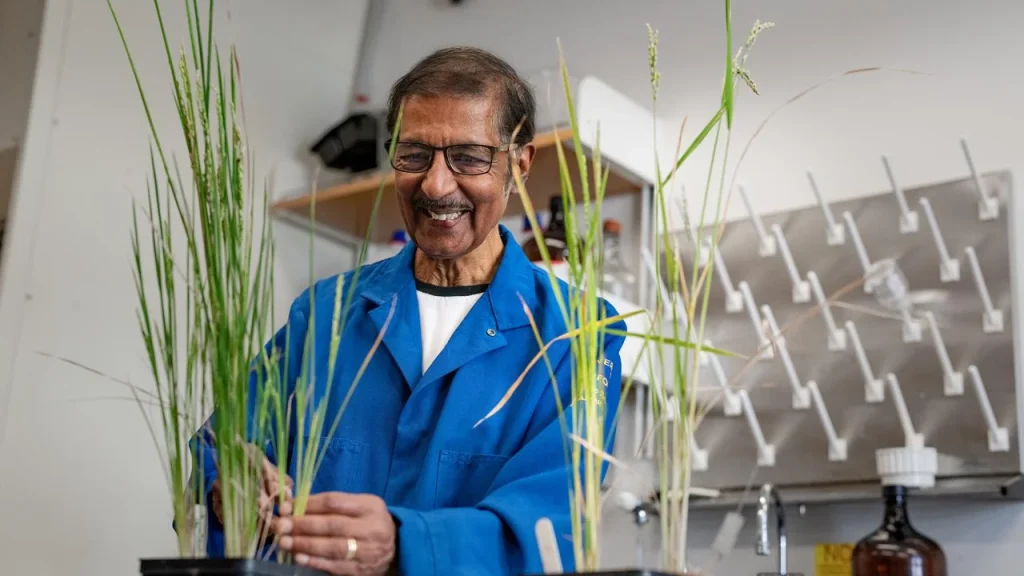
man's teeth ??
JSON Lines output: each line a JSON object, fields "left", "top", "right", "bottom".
{"left": 428, "top": 210, "right": 464, "bottom": 221}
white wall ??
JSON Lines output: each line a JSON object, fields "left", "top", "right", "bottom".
{"left": 358, "top": 0, "right": 1024, "bottom": 574}
{"left": 0, "top": 1, "right": 367, "bottom": 574}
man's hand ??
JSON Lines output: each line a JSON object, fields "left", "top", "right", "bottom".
{"left": 210, "top": 444, "right": 294, "bottom": 528}
{"left": 273, "top": 493, "right": 397, "bottom": 576}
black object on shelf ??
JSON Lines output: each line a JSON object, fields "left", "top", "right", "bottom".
{"left": 140, "top": 558, "right": 329, "bottom": 576}
{"left": 310, "top": 112, "right": 381, "bottom": 174}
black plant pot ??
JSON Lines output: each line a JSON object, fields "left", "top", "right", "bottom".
{"left": 140, "top": 558, "right": 330, "bottom": 576}
{"left": 522, "top": 571, "right": 682, "bottom": 576}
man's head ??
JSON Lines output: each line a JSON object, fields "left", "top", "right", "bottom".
{"left": 386, "top": 47, "right": 537, "bottom": 261}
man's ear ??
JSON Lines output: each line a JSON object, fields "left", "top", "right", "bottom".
{"left": 517, "top": 142, "right": 536, "bottom": 174}
{"left": 510, "top": 142, "right": 536, "bottom": 193}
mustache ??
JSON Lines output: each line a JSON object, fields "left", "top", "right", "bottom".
{"left": 412, "top": 196, "right": 474, "bottom": 212}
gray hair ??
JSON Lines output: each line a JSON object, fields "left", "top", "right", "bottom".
{"left": 385, "top": 47, "right": 536, "bottom": 147}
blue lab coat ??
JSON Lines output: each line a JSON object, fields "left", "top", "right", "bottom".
{"left": 190, "top": 224, "right": 625, "bottom": 575}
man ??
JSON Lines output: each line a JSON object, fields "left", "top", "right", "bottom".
{"left": 193, "top": 47, "right": 625, "bottom": 575}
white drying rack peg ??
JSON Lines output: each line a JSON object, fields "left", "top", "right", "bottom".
{"left": 841, "top": 211, "right": 873, "bottom": 293}
{"left": 807, "top": 170, "right": 846, "bottom": 245}
{"left": 960, "top": 138, "right": 1000, "bottom": 221}
{"left": 689, "top": 434, "right": 709, "bottom": 471}
{"left": 707, "top": 339, "right": 742, "bottom": 416}
{"left": 845, "top": 321, "right": 884, "bottom": 403}
{"left": 761, "top": 304, "right": 812, "bottom": 410}
{"left": 737, "top": 184, "right": 777, "bottom": 257}
{"left": 705, "top": 235, "right": 744, "bottom": 313}
{"left": 806, "top": 271, "right": 847, "bottom": 351}
{"left": 633, "top": 384, "right": 646, "bottom": 457}
{"left": 806, "top": 381, "right": 848, "bottom": 461}
{"left": 899, "top": 306, "right": 924, "bottom": 343}
{"left": 923, "top": 312, "right": 964, "bottom": 396}
{"left": 738, "top": 390, "right": 776, "bottom": 466}
{"left": 771, "top": 224, "right": 811, "bottom": 303}
{"left": 644, "top": 386, "right": 656, "bottom": 459}
{"left": 919, "top": 198, "right": 961, "bottom": 283}
{"left": 882, "top": 155, "right": 919, "bottom": 233}
{"left": 738, "top": 281, "right": 774, "bottom": 359}
{"left": 885, "top": 373, "right": 925, "bottom": 448}
{"left": 964, "top": 246, "right": 1004, "bottom": 333}
{"left": 967, "top": 366, "right": 1010, "bottom": 452}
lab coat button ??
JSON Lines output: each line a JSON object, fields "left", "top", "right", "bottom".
{"left": 486, "top": 328, "right": 497, "bottom": 337}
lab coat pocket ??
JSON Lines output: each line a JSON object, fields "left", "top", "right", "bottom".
{"left": 434, "top": 450, "right": 510, "bottom": 508}
{"left": 305, "top": 436, "right": 366, "bottom": 495}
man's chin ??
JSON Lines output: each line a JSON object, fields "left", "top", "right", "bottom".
{"left": 413, "top": 234, "right": 471, "bottom": 261}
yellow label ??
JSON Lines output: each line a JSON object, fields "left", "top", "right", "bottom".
{"left": 814, "top": 543, "right": 854, "bottom": 576}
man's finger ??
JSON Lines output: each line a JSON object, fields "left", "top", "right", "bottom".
{"left": 289, "top": 514, "right": 363, "bottom": 538}
{"left": 297, "top": 554, "right": 355, "bottom": 576}
{"left": 261, "top": 461, "right": 293, "bottom": 498}
{"left": 211, "top": 480, "right": 223, "bottom": 523}
{"left": 302, "top": 492, "right": 377, "bottom": 516}
{"left": 280, "top": 535, "right": 349, "bottom": 560}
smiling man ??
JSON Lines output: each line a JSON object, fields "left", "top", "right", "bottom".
{"left": 194, "top": 47, "right": 625, "bottom": 575}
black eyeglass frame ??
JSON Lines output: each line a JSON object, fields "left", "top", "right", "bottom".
{"left": 384, "top": 139, "right": 515, "bottom": 176}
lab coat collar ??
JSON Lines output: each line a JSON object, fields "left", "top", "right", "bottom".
{"left": 361, "top": 224, "right": 539, "bottom": 389}
{"left": 360, "top": 224, "right": 537, "bottom": 331}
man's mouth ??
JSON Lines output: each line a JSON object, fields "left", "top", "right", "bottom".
{"left": 425, "top": 209, "right": 468, "bottom": 221}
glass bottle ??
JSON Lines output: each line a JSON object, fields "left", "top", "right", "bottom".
{"left": 600, "top": 218, "right": 637, "bottom": 301}
{"left": 522, "top": 195, "right": 569, "bottom": 263}
{"left": 852, "top": 485, "right": 947, "bottom": 576}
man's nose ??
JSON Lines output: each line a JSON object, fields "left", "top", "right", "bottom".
{"left": 420, "top": 150, "right": 458, "bottom": 198}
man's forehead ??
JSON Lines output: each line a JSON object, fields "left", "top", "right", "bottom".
{"left": 399, "top": 94, "right": 501, "bottom": 143}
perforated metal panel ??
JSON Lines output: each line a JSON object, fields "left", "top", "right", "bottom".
{"left": 663, "top": 171, "right": 1022, "bottom": 502}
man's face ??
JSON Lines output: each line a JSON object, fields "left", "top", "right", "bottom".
{"left": 393, "top": 94, "right": 527, "bottom": 260}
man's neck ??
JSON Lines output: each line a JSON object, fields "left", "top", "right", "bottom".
{"left": 414, "top": 228, "right": 504, "bottom": 287}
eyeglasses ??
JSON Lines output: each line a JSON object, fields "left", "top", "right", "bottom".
{"left": 385, "top": 140, "right": 512, "bottom": 176}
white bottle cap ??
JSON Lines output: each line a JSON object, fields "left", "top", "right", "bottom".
{"left": 876, "top": 446, "right": 937, "bottom": 488}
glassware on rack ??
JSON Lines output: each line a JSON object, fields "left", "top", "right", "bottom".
{"left": 865, "top": 258, "right": 912, "bottom": 312}
{"left": 601, "top": 218, "right": 638, "bottom": 302}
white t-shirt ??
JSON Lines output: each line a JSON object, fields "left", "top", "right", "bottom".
{"left": 415, "top": 280, "right": 487, "bottom": 374}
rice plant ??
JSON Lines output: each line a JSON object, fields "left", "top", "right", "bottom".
{"left": 479, "top": 1, "right": 775, "bottom": 572}
{"left": 109, "top": 0, "right": 397, "bottom": 560}
{"left": 645, "top": 2, "right": 774, "bottom": 571}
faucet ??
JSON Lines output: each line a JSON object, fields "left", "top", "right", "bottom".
{"left": 615, "top": 491, "right": 659, "bottom": 567}
{"left": 756, "top": 483, "right": 788, "bottom": 575}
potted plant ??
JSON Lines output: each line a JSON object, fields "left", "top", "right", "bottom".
{"left": 492, "top": 1, "right": 776, "bottom": 573}
{"left": 106, "top": 1, "right": 399, "bottom": 574}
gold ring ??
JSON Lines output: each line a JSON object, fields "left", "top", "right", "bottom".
{"left": 345, "top": 537, "right": 358, "bottom": 561}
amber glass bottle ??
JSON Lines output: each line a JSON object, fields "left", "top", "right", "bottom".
{"left": 522, "top": 195, "right": 569, "bottom": 263}
{"left": 852, "top": 485, "right": 947, "bottom": 576}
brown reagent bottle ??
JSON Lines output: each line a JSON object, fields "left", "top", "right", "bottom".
{"left": 852, "top": 484, "right": 947, "bottom": 576}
